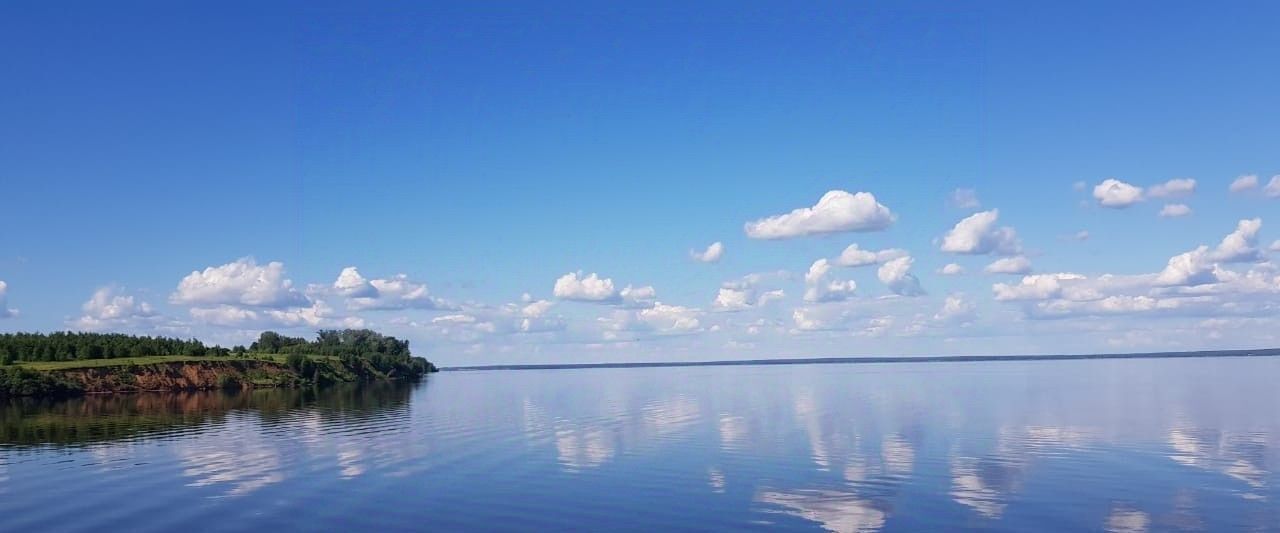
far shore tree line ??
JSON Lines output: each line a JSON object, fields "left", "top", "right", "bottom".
{"left": 0, "top": 330, "right": 434, "bottom": 375}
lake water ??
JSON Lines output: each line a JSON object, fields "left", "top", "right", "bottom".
{"left": 2, "top": 356, "right": 1278, "bottom": 532}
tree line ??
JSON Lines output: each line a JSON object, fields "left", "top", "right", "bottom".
{"left": 0, "top": 330, "right": 434, "bottom": 376}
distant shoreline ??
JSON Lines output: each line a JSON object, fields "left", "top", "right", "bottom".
{"left": 441, "top": 348, "right": 1280, "bottom": 372}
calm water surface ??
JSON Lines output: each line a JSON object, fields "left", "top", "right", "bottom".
{"left": 2, "top": 357, "right": 1278, "bottom": 532}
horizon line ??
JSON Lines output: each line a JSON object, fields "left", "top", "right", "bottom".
{"left": 440, "top": 347, "right": 1280, "bottom": 372}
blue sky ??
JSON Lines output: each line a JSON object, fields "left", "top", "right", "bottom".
{"left": 2, "top": 1, "right": 1279, "bottom": 365}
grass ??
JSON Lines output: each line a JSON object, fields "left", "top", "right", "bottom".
{"left": 15, "top": 353, "right": 335, "bottom": 371}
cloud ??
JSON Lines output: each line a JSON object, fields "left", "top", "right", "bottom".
{"left": 1229, "top": 174, "right": 1259, "bottom": 193}
{"left": 1147, "top": 178, "right": 1196, "bottom": 198}
{"left": 420, "top": 298, "right": 568, "bottom": 341}
{"left": 712, "top": 287, "right": 785, "bottom": 312}
{"left": 72, "top": 286, "right": 159, "bottom": 330}
{"left": 332, "top": 267, "right": 454, "bottom": 311}
{"left": 0, "top": 281, "right": 17, "bottom": 319}
{"left": 939, "top": 210, "right": 1022, "bottom": 255}
{"left": 171, "top": 258, "right": 308, "bottom": 309}
{"left": 712, "top": 273, "right": 787, "bottom": 311}
{"left": 619, "top": 285, "right": 657, "bottom": 308}
{"left": 992, "top": 273, "right": 1087, "bottom": 301}
{"left": 1271, "top": 240, "right": 1280, "bottom": 252}
{"left": 877, "top": 256, "right": 924, "bottom": 296}
{"left": 834, "top": 244, "right": 908, "bottom": 267}
{"left": 1155, "top": 246, "right": 1219, "bottom": 286}
{"left": 949, "top": 188, "right": 981, "bottom": 209}
{"left": 938, "top": 263, "right": 965, "bottom": 275}
{"left": 1266, "top": 176, "right": 1280, "bottom": 198}
{"left": 744, "top": 190, "right": 894, "bottom": 239}
{"left": 1093, "top": 179, "right": 1144, "bottom": 208}
{"left": 984, "top": 256, "right": 1032, "bottom": 275}
{"left": 1158, "top": 204, "right": 1192, "bottom": 218}
{"left": 1071, "top": 230, "right": 1090, "bottom": 241}
{"left": 803, "top": 259, "right": 857, "bottom": 302}
{"left": 933, "top": 294, "right": 976, "bottom": 325}
{"left": 690, "top": 242, "right": 724, "bottom": 263}
{"left": 189, "top": 300, "right": 364, "bottom": 330}
{"left": 1209, "top": 218, "right": 1263, "bottom": 263}
{"left": 600, "top": 303, "right": 703, "bottom": 337}
{"left": 554, "top": 272, "right": 619, "bottom": 302}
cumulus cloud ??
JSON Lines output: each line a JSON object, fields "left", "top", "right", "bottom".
{"left": 1147, "top": 178, "right": 1196, "bottom": 198}
{"left": 1209, "top": 218, "right": 1263, "bottom": 263}
{"left": 1093, "top": 179, "right": 1144, "bottom": 208}
{"left": 803, "top": 259, "right": 857, "bottom": 302}
{"left": 1155, "top": 246, "right": 1218, "bottom": 286}
{"left": 171, "top": 258, "right": 308, "bottom": 309}
{"left": 984, "top": 256, "right": 1032, "bottom": 275}
{"left": 712, "top": 273, "right": 787, "bottom": 311}
{"left": 1270, "top": 240, "right": 1280, "bottom": 252}
{"left": 690, "top": 242, "right": 724, "bottom": 263}
{"left": 949, "top": 188, "right": 981, "bottom": 209}
{"left": 421, "top": 298, "right": 568, "bottom": 342}
{"left": 744, "top": 190, "right": 894, "bottom": 239}
{"left": 1229, "top": 174, "right": 1259, "bottom": 193}
{"left": 190, "top": 300, "right": 364, "bottom": 330}
{"left": 332, "top": 267, "right": 454, "bottom": 311}
{"left": 1266, "top": 176, "right": 1280, "bottom": 198}
{"left": 554, "top": 272, "right": 619, "bottom": 302}
{"left": 1158, "top": 204, "right": 1192, "bottom": 218}
{"left": 938, "top": 263, "right": 965, "bottom": 275}
{"left": 933, "top": 294, "right": 976, "bottom": 324}
{"left": 1071, "top": 230, "right": 1090, "bottom": 241}
{"left": 877, "top": 256, "right": 924, "bottom": 296}
{"left": 72, "top": 286, "right": 159, "bottom": 330}
{"left": 0, "top": 281, "right": 17, "bottom": 319}
{"left": 620, "top": 285, "right": 657, "bottom": 308}
{"left": 600, "top": 303, "right": 703, "bottom": 337}
{"left": 834, "top": 244, "right": 908, "bottom": 267}
{"left": 939, "top": 210, "right": 1021, "bottom": 255}
{"left": 992, "top": 273, "right": 1087, "bottom": 301}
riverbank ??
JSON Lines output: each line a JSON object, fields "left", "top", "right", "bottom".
{"left": 0, "top": 354, "right": 434, "bottom": 397}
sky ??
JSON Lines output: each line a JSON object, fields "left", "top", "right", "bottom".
{"left": 2, "top": 1, "right": 1280, "bottom": 366}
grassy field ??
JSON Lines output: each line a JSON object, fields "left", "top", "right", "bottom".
{"left": 15, "top": 354, "right": 333, "bottom": 371}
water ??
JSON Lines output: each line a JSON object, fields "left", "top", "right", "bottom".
{"left": 1, "top": 357, "right": 1277, "bottom": 532}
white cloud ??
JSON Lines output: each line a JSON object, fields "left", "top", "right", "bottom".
{"left": 949, "top": 188, "right": 980, "bottom": 209}
{"left": 939, "top": 209, "right": 1021, "bottom": 255}
{"left": 1270, "top": 240, "right": 1280, "bottom": 252}
{"left": 1266, "top": 176, "right": 1280, "bottom": 198}
{"left": 1071, "top": 230, "right": 1090, "bottom": 241}
{"left": 690, "top": 242, "right": 724, "bottom": 263}
{"left": 877, "top": 256, "right": 924, "bottom": 296}
{"left": 554, "top": 272, "right": 618, "bottom": 302}
{"left": 744, "top": 190, "right": 894, "bottom": 239}
{"left": 171, "top": 258, "right": 308, "bottom": 308}
{"left": 1093, "top": 179, "right": 1144, "bottom": 208}
{"left": 984, "top": 256, "right": 1032, "bottom": 275}
{"left": 1147, "top": 178, "right": 1196, "bottom": 198}
{"left": 834, "top": 244, "right": 908, "bottom": 267}
{"left": 0, "top": 281, "right": 17, "bottom": 319}
{"left": 601, "top": 303, "right": 703, "bottom": 336}
{"left": 333, "top": 268, "right": 454, "bottom": 311}
{"left": 1158, "top": 204, "right": 1192, "bottom": 218}
{"left": 73, "top": 286, "right": 159, "bottom": 330}
{"left": 1155, "top": 246, "right": 1218, "bottom": 286}
{"left": 332, "top": 267, "right": 377, "bottom": 298}
{"left": 938, "top": 263, "right": 965, "bottom": 275}
{"left": 992, "top": 273, "right": 1087, "bottom": 301}
{"left": 620, "top": 285, "right": 657, "bottom": 308}
{"left": 1229, "top": 174, "right": 1259, "bottom": 193}
{"left": 638, "top": 303, "right": 702, "bottom": 333}
{"left": 712, "top": 287, "right": 785, "bottom": 311}
{"left": 803, "top": 259, "right": 857, "bottom": 302}
{"left": 1209, "top": 218, "right": 1263, "bottom": 263}
{"left": 934, "top": 294, "right": 976, "bottom": 324}
{"left": 190, "top": 300, "right": 364, "bottom": 330}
